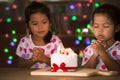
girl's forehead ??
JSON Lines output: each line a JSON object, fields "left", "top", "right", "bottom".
{"left": 94, "top": 13, "right": 113, "bottom": 23}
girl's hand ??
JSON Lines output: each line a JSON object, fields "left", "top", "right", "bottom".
{"left": 32, "top": 47, "right": 46, "bottom": 62}
{"left": 91, "top": 40, "right": 106, "bottom": 55}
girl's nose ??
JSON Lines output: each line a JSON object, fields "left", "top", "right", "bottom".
{"left": 98, "top": 27, "right": 103, "bottom": 32}
{"left": 38, "top": 24, "right": 43, "bottom": 29}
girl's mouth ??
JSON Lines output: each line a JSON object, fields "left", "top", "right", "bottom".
{"left": 97, "top": 35, "right": 105, "bottom": 40}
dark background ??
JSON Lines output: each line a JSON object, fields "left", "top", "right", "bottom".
{"left": 0, "top": 0, "right": 120, "bottom": 67}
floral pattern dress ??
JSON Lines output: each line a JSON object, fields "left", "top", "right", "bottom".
{"left": 81, "top": 41, "right": 120, "bottom": 70}
{"left": 16, "top": 34, "right": 64, "bottom": 68}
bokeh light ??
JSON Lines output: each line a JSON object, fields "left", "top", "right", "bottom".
{"left": 63, "top": 16, "right": 68, "bottom": 20}
{"left": 66, "top": 29, "right": 71, "bottom": 34}
{"left": 76, "top": 28, "right": 81, "bottom": 33}
{"left": 94, "top": 2, "right": 100, "bottom": 8}
{"left": 5, "top": 34, "right": 9, "bottom": 38}
{"left": 79, "top": 50, "right": 83, "bottom": 58}
{"left": 12, "top": 4, "right": 17, "bottom": 9}
{"left": 71, "top": 16, "right": 77, "bottom": 21}
{"left": 10, "top": 41, "right": 15, "bottom": 46}
{"left": 4, "top": 48, "right": 9, "bottom": 53}
{"left": 11, "top": 30, "right": 16, "bottom": 35}
{"left": 77, "top": 36, "right": 83, "bottom": 41}
{"left": 76, "top": 2, "right": 82, "bottom": 7}
{"left": 69, "top": 4, "right": 75, "bottom": 10}
{"left": 75, "top": 39, "right": 80, "bottom": 45}
{"left": 6, "top": 18, "right": 12, "bottom": 23}
{"left": 12, "top": 38, "right": 18, "bottom": 43}
{"left": 7, "top": 60, "right": 12, "bottom": 64}
{"left": 8, "top": 56, "right": 13, "bottom": 60}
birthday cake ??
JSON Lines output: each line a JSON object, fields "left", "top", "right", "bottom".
{"left": 51, "top": 48, "right": 78, "bottom": 72}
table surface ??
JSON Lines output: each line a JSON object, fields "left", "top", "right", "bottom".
{"left": 0, "top": 68, "right": 120, "bottom": 80}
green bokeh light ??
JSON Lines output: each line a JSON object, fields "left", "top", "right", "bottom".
{"left": 94, "top": 2, "right": 100, "bottom": 8}
{"left": 6, "top": 18, "right": 12, "bottom": 23}
{"left": 72, "top": 16, "right": 77, "bottom": 21}
{"left": 90, "top": 30, "right": 94, "bottom": 34}
{"left": 12, "top": 38, "right": 18, "bottom": 43}
{"left": 91, "top": 39, "right": 95, "bottom": 43}
{"left": 77, "top": 36, "right": 83, "bottom": 41}
{"left": 87, "top": 23, "right": 91, "bottom": 28}
{"left": 11, "top": 30, "right": 16, "bottom": 35}
{"left": 8, "top": 56, "right": 13, "bottom": 60}
{"left": 4, "top": 48, "right": 9, "bottom": 53}
{"left": 76, "top": 28, "right": 81, "bottom": 33}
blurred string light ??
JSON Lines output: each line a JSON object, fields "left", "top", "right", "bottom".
{"left": 86, "top": 23, "right": 91, "bottom": 28}
{"left": 69, "top": 4, "right": 75, "bottom": 10}
{"left": 12, "top": 4, "right": 17, "bottom": 9}
{"left": 77, "top": 35, "right": 83, "bottom": 41}
{"left": 5, "top": 34, "right": 9, "bottom": 38}
{"left": 71, "top": 15, "right": 77, "bottom": 21}
{"left": 75, "top": 39, "right": 80, "bottom": 45}
{"left": 6, "top": 18, "right": 12, "bottom": 23}
{"left": 90, "top": 29, "right": 94, "bottom": 34}
{"left": 79, "top": 50, "right": 83, "bottom": 58}
{"left": 88, "top": 0, "right": 93, "bottom": 3}
{"left": 85, "top": 38, "right": 91, "bottom": 45}
{"left": 12, "top": 38, "right": 18, "bottom": 43}
{"left": 18, "top": 16, "right": 22, "bottom": 21}
{"left": 83, "top": 14, "right": 87, "bottom": 19}
{"left": 10, "top": 41, "right": 15, "bottom": 46}
{"left": 86, "top": 3, "right": 91, "bottom": 7}
{"left": 5, "top": 6, "right": 10, "bottom": 11}
{"left": 94, "top": 2, "right": 100, "bottom": 8}
{"left": 8, "top": 55, "right": 13, "bottom": 60}
{"left": 76, "top": 2, "right": 82, "bottom": 7}
{"left": 7, "top": 60, "right": 12, "bottom": 64}
{"left": 0, "top": 18, "right": 3, "bottom": 23}
{"left": 91, "top": 39, "right": 95, "bottom": 43}
{"left": 66, "top": 29, "right": 71, "bottom": 34}
{"left": 82, "top": 28, "right": 89, "bottom": 33}
{"left": 76, "top": 28, "right": 81, "bottom": 33}
{"left": 63, "top": 16, "right": 68, "bottom": 20}
{"left": 11, "top": 30, "right": 16, "bottom": 35}
{"left": 4, "top": 48, "right": 9, "bottom": 53}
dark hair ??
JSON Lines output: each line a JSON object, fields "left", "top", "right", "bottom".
{"left": 25, "top": 1, "right": 52, "bottom": 43}
{"left": 91, "top": 4, "right": 120, "bottom": 41}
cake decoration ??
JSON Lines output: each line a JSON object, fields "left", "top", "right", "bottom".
{"left": 51, "top": 47, "right": 78, "bottom": 72}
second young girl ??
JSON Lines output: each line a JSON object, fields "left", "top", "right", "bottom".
{"left": 81, "top": 4, "right": 120, "bottom": 71}
{"left": 16, "top": 1, "right": 64, "bottom": 68}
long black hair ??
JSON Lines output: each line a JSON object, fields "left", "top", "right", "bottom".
{"left": 91, "top": 4, "right": 120, "bottom": 41}
{"left": 25, "top": 1, "right": 52, "bottom": 43}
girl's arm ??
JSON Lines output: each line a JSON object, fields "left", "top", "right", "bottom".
{"left": 82, "top": 53, "right": 98, "bottom": 68}
{"left": 17, "top": 54, "right": 50, "bottom": 68}
{"left": 98, "top": 51, "right": 120, "bottom": 71}
{"left": 17, "top": 57, "right": 37, "bottom": 68}
{"left": 92, "top": 40, "right": 120, "bottom": 71}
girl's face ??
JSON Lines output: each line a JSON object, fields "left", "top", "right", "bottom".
{"left": 28, "top": 12, "right": 50, "bottom": 38}
{"left": 92, "top": 13, "right": 116, "bottom": 42}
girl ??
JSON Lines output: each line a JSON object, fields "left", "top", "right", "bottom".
{"left": 16, "top": 1, "right": 64, "bottom": 68}
{"left": 81, "top": 4, "right": 120, "bottom": 71}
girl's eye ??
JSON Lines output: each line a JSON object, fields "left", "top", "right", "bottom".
{"left": 31, "top": 22, "right": 38, "bottom": 25}
{"left": 43, "top": 21, "right": 47, "bottom": 24}
{"left": 103, "top": 24, "right": 110, "bottom": 28}
{"left": 93, "top": 24, "right": 98, "bottom": 28}
{"left": 32, "top": 23, "right": 37, "bottom": 25}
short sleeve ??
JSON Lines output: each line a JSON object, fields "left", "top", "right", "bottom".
{"left": 16, "top": 36, "right": 33, "bottom": 59}
{"left": 110, "top": 42, "right": 120, "bottom": 60}
{"left": 49, "top": 35, "right": 64, "bottom": 55}
{"left": 51, "top": 35, "right": 64, "bottom": 48}
{"left": 81, "top": 46, "right": 94, "bottom": 66}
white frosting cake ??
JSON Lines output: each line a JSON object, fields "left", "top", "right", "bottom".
{"left": 51, "top": 48, "right": 78, "bottom": 72}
